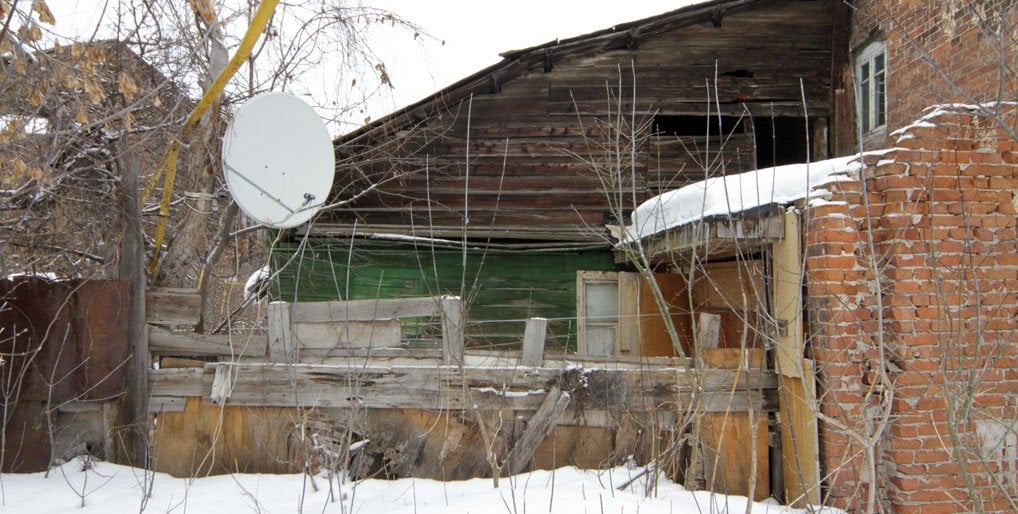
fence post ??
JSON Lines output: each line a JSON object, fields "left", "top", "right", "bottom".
{"left": 440, "top": 296, "right": 464, "bottom": 366}
{"left": 521, "top": 317, "right": 547, "bottom": 367}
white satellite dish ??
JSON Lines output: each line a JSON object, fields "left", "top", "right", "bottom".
{"left": 222, "top": 92, "right": 334, "bottom": 228}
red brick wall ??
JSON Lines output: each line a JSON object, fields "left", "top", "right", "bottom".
{"left": 806, "top": 105, "right": 1018, "bottom": 512}
{"left": 843, "top": 0, "right": 1017, "bottom": 149}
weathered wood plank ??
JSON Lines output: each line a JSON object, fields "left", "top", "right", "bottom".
{"left": 291, "top": 297, "right": 444, "bottom": 323}
{"left": 145, "top": 288, "right": 201, "bottom": 326}
{"left": 772, "top": 210, "right": 804, "bottom": 377}
{"left": 293, "top": 319, "right": 402, "bottom": 349}
{"left": 148, "top": 325, "right": 258, "bottom": 357}
{"left": 503, "top": 386, "right": 570, "bottom": 474}
{"left": 267, "top": 302, "right": 293, "bottom": 364}
{"left": 696, "top": 312, "right": 721, "bottom": 350}
{"left": 779, "top": 361, "right": 821, "bottom": 507}
{"left": 520, "top": 317, "right": 548, "bottom": 367}
{"left": 441, "top": 296, "right": 465, "bottom": 366}
{"left": 147, "top": 366, "right": 204, "bottom": 398}
{"left": 174, "top": 363, "right": 777, "bottom": 414}
{"left": 616, "top": 210, "right": 785, "bottom": 263}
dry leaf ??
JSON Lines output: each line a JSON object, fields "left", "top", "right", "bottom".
{"left": 0, "top": 120, "right": 17, "bottom": 141}
{"left": 11, "top": 159, "right": 27, "bottom": 177}
{"left": 28, "top": 88, "right": 45, "bottom": 108}
{"left": 75, "top": 107, "right": 89, "bottom": 125}
{"left": 19, "top": 22, "right": 42, "bottom": 43}
{"left": 118, "top": 73, "right": 138, "bottom": 99}
{"left": 153, "top": 95, "right": 163, "bottom": 108}
{"left": 122, "top": 112, "right": 133, "bottom": 131}
{"left": 188, "top": 0, "right": 216, "bottom": 25}
{"left": 84, "top": 79, "right": 103, "bottom": 104}
{"left": 33, "top": 0, "right": 55, "bottom": 25}
{"left": 13, "top": 57, "right": 26, "bottom": 73}
{"left": 63, "top": 73, "right": 81, "bottom": 89}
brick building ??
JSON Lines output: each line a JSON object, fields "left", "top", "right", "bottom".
{"left": 811, "top": 1, "right": 1017, "bottom": 511}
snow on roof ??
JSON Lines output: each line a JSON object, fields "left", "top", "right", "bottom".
{"left": 623, "top": 152, "right": 891, "bottom": 242}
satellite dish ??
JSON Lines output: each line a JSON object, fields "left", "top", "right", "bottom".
{"left": 222, "top": 92, "right": 334, "bottom": 228}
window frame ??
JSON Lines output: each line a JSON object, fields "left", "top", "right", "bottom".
{"left": 855, "top": 40, "right": 888, "bottom": 137}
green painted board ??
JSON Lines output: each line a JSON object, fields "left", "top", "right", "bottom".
{"left": 270, "top": 241, "right": 617, "bottom": 351}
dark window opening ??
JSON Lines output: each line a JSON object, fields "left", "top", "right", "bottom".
{"left": 752, "top": 116, "right": 810, "bottom": 169}
{"left": 653, "top": 115, "right": 746, "bottom": 138}
{"left": 721, "top": 69, "right": 755, "bottom": 78}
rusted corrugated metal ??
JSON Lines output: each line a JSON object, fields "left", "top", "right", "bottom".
{"left": 0, "top": 277, "right": 130, "bottom": 402}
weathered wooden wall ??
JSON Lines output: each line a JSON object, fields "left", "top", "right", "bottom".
{"left": 320, "top": 0, "right": 834, "bottom": 241}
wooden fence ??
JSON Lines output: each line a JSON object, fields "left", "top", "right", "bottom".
{"left": 145, "top": 292, "right": 778, "bottom": 499}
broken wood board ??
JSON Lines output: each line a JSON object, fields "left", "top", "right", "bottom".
{"left": 503, "top": 386, "right": 571, "bottom": 474}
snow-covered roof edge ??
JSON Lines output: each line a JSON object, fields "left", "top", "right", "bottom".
{"left": 622, "top": 150, "right": 896, "bottom": 243}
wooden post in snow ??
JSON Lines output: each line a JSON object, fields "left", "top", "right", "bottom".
{"left": 117, "top": 151, "right": 149, "bottom": 466}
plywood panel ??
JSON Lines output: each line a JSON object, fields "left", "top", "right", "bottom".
{"left": 700, "top": 348, "right": 769, "bottom": 501}
{"left": 151, "top": 397, "right": 299, "bottom": 477}
{"left": 639, "top": 273, "right": 692, "bottom": 357}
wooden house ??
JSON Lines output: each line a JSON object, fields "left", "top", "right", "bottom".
{"left": 270, "top": 0, "right": 848, "bottom": 352}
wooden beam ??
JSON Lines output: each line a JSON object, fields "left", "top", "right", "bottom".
{"left": 148, "top": 325, "right": 258, "bottom": 357}
{"left": 117, "top": 151, "right": 148, "bottom": 466}
{"left": 145, "top": 288, "right": 201, "bottom": 326}
{"left": 778, "top": 362, "right": 821, "bottom": 507}
{"left": 615, "top": 209, "right": 785, "bottom": 264}
{"left": 503, "top": 386, "right": 570, "bottom": 474}
{"left": 772, "top": 210, "right": 804, "bottom": 378}
{"left": 145, "top": 363, "right": 778, "bottom": 414}
{"left": 291, "top": 296, "right": 443, "bottom": 323}
{"left": 770, "top": 209, "right": 820, "bottom": 507}
{"left": 520, "top": 317, "right": 548, "bottom": 367}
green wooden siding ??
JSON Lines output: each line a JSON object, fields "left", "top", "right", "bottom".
{"left": 270, "top": 241, "right": 617, "bottom": 351}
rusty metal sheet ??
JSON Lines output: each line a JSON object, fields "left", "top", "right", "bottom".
{"left": 0, "top": 277, "right": 130, "bottom": 402}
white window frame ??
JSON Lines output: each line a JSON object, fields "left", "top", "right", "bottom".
{"left": 855, "top": 41, "right": 888, "bottom": 137}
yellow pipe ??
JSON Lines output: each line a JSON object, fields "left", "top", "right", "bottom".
{"left": 148, "top": 0, "right": 280, "bottom": 275}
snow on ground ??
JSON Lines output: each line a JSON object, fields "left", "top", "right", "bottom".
{"left": 1, "top": 459, "right": 840, "bottom": 514}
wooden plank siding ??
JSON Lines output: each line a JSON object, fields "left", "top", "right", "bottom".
{"left": 316, "top": 0, "right": 834, "bottom": 241}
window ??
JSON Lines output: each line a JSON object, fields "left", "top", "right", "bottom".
{"left": 856, "top": 41, "right": 887, "bottom": 136}
{"left": 577, "top": 271, "right": 619, "bottom": 356}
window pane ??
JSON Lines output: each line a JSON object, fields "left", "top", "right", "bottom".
{"left": 585, "top": 282, "right": 618, "bottom": 322}
{"left": 860, "top": 76, "right": 871, "bottom": 133}
{"left": 586, "top": 325, "right": 616, "bottom": 356}
{"left": 874, "top": 53, "right": 884, "bottom": 74}
{"left": 875, "top": 68, "right": 886, "bottom": 127}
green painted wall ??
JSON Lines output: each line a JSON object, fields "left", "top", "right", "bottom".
{"left": 270, "top": 241, "right": 617, "bottom": 351}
